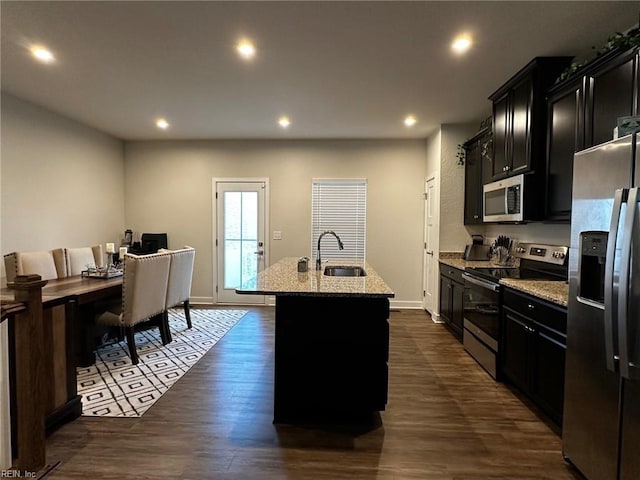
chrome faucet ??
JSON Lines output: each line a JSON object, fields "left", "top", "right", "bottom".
{"left": 316, "top": 230, "right": 344, "bottom": 270}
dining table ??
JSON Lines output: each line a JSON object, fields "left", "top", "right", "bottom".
{"left": 1, "top": 274, "right": 123, "bottom": 433}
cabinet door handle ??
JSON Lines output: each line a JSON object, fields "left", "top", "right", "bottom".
{"left": 474, "top": 215, "right": 479, "bottom": 219}
{"left": 527, "top": 304, "right": 535, "bottom": 310}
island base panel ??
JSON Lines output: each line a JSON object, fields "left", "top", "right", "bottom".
{"left": 274, "top": 295, "right": 389, "bottom": 425}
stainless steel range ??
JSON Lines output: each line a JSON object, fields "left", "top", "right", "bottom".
{"left": 462, "top": 243, "right": 568, "bottom": 379}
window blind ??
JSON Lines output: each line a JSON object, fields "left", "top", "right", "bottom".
{"left": 311, "top": 179, "right": 367, "bottom": 263}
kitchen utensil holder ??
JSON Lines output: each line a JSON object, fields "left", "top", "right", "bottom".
{"left": 492, "top": 246, "right": 511, "bottom": 266}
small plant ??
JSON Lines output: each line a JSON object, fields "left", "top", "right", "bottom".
{"left": 556, "top": 21, "right": 640, "bottom": 84}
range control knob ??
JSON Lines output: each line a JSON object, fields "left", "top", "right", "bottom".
{"left": 516, "top": 246, "right": 526, "bottom": 254}
{"left": 552, "top": 251, "right": 566, "bottom": 259}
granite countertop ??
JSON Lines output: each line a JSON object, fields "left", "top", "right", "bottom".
{"left": 439, "top": 252, "right": 568, "bottom": 308}
{"left": 236, "top": 257, "right": 395, "bottom": 298}
{"left": 499, "top": 278, "right": 569, "bottom": 307}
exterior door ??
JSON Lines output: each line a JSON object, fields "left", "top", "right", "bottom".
{"left": 215, "top": 180, "right": 267, "bottom": 304}
{"left": 423, "top": 176, "right": 438, "bottom": 314}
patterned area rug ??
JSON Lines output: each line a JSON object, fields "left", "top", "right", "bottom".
{"left": 77, "top": 308, "right": 247, "bottom": 417}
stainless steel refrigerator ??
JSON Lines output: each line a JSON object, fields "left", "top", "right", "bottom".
{"left": 564, "top": 133, "right": 640, "bottom": 480}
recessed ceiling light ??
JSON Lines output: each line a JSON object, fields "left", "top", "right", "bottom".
{"left": 156, "top": 118, "right": 170, "bottom": 130}
{"left": 404, "top": 115, "right": 417, "bottom": 127}
{"left": 237, "top": 40, "right": 256, "bottom": 59}
{"left": 451, "top": 34, "right": 472, "bottom": 54}
{"left": 278, "top": 116, "right": 291, "bottom": 128}
{"left": 30, "top": 45, "right": 55, "bottom": 63}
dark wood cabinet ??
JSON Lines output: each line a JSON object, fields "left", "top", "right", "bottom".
{"left": 439, "top": 264, "right": 464, "bottom": 340}
{"left": 545, "top": 47, "right": 639, "bottom": 222}
{"left": 585, "top": 48, "right": 639, "bottom": 148}
{"left": 501, "top": 288, "right": 567, "bottom": 426}
{"left": 463, "top": 128, "right": 492, "bottom": 225}
{"left": 544, "top": 77, "right": 583, "bottom": 221}
{"left": 489, "top": 57, "right": 572, "bottom": 181}
{"left": 492, "top": 93, "right": 510, "bottom": 177}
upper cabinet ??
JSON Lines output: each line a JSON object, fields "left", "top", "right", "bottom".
{"left": 585, "top": 47, "right": 639, "bottom": 148}
{"left": 545, "top": 47, "right": 640, "bottom": 221}
{"left": 463, "top": 127, "right": 492, "bottom": 225}
{"left": 489, "top": 57, "right": 572, "bottom": 181}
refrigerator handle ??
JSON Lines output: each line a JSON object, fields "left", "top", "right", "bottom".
{"left": 618, "top": 187, "right": 638, "bottom": 380}
{"left": 604, "top": 188, "right": 625, "bottom": 372}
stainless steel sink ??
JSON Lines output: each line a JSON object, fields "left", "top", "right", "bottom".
{"left": 323, "top": 265, "right": 367, "bottom": 277}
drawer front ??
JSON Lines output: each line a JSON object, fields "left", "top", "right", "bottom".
{"left": 503, "top": 288, "right": 567, "bottom": 335}
{"left": 439, "top": 264, "right": 464, "bottom": 284}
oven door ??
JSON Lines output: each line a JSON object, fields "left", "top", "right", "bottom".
{"left": 462, "top": 273, "right": 500, "bottom": 378}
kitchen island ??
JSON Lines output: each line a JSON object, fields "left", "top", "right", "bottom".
{"left": 236, "top": 257, "right": 394, "bottom": 425}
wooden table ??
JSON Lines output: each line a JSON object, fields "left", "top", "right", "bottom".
{"left": 2, "top": 275, "right": 122, "bottom": 434}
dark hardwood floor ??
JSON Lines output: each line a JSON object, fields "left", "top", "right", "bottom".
{"left": 44, "top": 307, "right": 581, "bottom": 479}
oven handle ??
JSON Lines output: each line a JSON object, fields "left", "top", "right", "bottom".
{"left": 462, "top": 273, "right": 500, "bottom": 292}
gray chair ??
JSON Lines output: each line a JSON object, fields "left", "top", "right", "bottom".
{"left": 4, "top": 250, "right": 65, "bottom": 283}
{"left": 162, "top": 247, "right": 196, "bottom": 330}
{"left": 63, "top": 245, "right": 105, "bottom": 276}
{"left": 96, "top": 252, "right": 171, "bottom": 365}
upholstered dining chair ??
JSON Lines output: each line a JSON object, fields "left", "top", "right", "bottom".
{"left": 163, "top": 247, "right": 196, "bottom": 329}
{"left": 95, "top": 252, "right": 171, "bottom": 365}
{"left": 4, "top": 250, "right": 64, "bottom": 283}
{"left": 64, "top": 245, "right": 104, "bottom": 276}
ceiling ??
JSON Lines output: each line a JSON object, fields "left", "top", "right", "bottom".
{"left": 1, "top": 1, "right": 638, "bottom": 141}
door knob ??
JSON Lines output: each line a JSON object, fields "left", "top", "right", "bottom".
{"left": 254, "top": 251, "right": 264, "bottom": 256}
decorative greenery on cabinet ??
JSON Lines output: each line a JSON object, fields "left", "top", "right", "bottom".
{"left": 557, "top": 22, "right": 640, "bottom": 83}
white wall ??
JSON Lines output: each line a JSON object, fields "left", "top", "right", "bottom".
{"left": 439, "top": 123, "right": 479, "bottom": 252}
{"left": 124, "top": 139, "right": 427, "bottom": 305}
{"left": 0, "top": 92, "right": 124, "bottom": 469}
{"left": 483, "top": 223, "right": 571, "bottom": 247}
{"left": 1, "top": 93, "right": 125, "bottom": 281}
{"left": 425, "top": 129, "right": 441, "bottom": 181}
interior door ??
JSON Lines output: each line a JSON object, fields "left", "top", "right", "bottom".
{"left": 423, "top": 176, "right": 438, "bottom": 314}
{"left": 215, "top": 181, "right": 266, "bottom": 304}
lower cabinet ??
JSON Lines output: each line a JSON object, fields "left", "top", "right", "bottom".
{"left": 501, "top": 288, "right": 567, "bottom": 426}
{"left": 439, "top": 263, "right": 464, "bottom": 341}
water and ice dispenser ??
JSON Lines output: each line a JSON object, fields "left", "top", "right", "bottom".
{"left": 579, "top": 231, "right": 608, "bottom": 304}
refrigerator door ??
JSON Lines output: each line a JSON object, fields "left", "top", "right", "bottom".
{"left": 564, "top": 135, "right": 635, "bottom": 480}
{"left": 620, "top": 378, "right": 640, "bottom": 480}
{"left": 620, "top": 139, "right": 640, "bottom": 480}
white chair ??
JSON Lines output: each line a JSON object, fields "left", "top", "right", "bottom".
{"left": 163, "top": 247, "right": 196, "bottom": 329}
{"left": 4, "top": 250, "right": 63, "bottom": 283}
{"left": 96, "top": 252, "right": 171, "bottom": 365}
{"left": 64, "top": 245, "right": 104, "bottom": 276}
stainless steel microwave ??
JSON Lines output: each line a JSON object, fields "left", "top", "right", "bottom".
{"left": 483, "top": 174, "right": 524, "bottom": 222}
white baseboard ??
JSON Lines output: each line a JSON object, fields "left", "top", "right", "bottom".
{"left": 192, "top": 297, "right": 424, "bottom": 310}
{"left": 190, "top": 296, "right": 215, "bottom": 305}
{"left": 389, "top": 300, "right": 424, "bottom": 310}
